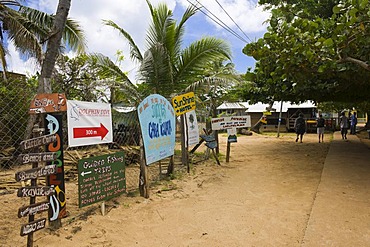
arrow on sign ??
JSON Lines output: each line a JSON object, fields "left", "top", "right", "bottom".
{"left": 73, "top": 123, "right": 109, "bottom": 140}
{"left": 81, "top": 171, "right": 92, "bottom": 177}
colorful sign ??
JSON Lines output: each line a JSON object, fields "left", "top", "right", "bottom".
{"left": 138, "top": 94, "right": 176, "bottom": 165}
{"left": 29, "top": 93, "right": 67, "bottom": 114}
{"left": 78, "top": 152, "right": 126, "bottom": 208}
{"left": 45, "top": 114, "right": 67, "bottom": 221}
{"left": 67, "top": 100, "right": 113, "bottom": 147}
{"left": 172, "top": 92, "right": 196, "bottom": 116}
{"left": 211, "top": 116, "right": 251, "bottom": 130}
{"left": 185, "top": 110, "right": 199, "bottom": 147}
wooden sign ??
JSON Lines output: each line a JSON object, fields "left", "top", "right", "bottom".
{"left": 18, "top": 201, "right": 50, "bottom": 218}
{"left": 17, "top": 152, "right": 57, "bottom": 164}
{"left": 17, "top": 186, "right": 55, "bottom": 197}
{"left": 20, "top": 133, "right": 58, "bottom": 150}
{"left": 29, "top": 93, "right": 67, "bottom": 114}
{"left": 15, "top": 164, "right": 57, "bottom": 182}
{"left": 20, "top": 218, "right": 46, "bottom": 236}
{"left": 78, "top": 152, "right": 126, "bottom": 208}
{"left": 172, "top": 92, "right": 196, "bottom": 116}
{"left": 200, "top": 135, "right": 217, "bottom": 149}
{"left": 211, "top": 116, "right": 251, "bottom": 130}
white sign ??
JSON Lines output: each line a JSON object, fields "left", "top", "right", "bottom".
{"left": 211, "top": 116, "right": 251, "bottom": 130}
{"left": 185, "top": 110, "right": 199, "bottom": 147}
{"left": 67, "top": 100, "right": 113, "bottom": 147}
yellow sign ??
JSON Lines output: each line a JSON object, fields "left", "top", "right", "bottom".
{"left": 263, "top": 111, "right": 272, "bottom": 115}
{"left": 172, "top": 92, "right": 196, "bottom": 116}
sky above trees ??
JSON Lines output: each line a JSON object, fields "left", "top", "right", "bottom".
{"left": 7, "top": 0, "right": 270, "bottom": 79}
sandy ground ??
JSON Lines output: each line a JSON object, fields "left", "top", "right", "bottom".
{"left": 1, "top": 132, "right": 333, "bottom": 246}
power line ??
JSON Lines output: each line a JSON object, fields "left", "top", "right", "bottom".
{"left": 214, "top": 0, "right": 252, "bottom": 42}
{"left": 186, "top": 0, "right": 249, "bottom": 43}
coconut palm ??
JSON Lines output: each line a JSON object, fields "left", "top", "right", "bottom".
{"left": 103, "top": 0, "right": 231, "bottom": 100}
{"left": 0, "top": 0, "right": 85, "bottom": 78}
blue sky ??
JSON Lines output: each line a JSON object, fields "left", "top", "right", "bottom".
{"left": 8, "top": 0, "right": 270, "bottom": 79}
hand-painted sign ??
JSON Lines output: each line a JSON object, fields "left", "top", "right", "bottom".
{"left": 18, "top": 201, "right": 50, "bottom": 218}
{"left": 17, "top": 152, "right": 57, "bottom": 164}
{"left": 20, "top": 218, "right": 46, "bottom": 236}
{"left": 67, "top": 100, "right": 113, "bottom": 147}
{"left": 138, "top": 94, "right": 176, "bottom": 165}
{"left": 15, "top": 164, "right": 56, "bottom": 182}
{"left": 211, "top": 116, "right": 251, "bottom": 130}
{"left": 17, "top": 186, "right": 55, "bottom": 197}
{"left": 78, "top": 152, "right": 126, "bottom": 208}
{"left": 20, "top": 133, "right": 58, "bottom": 150}
{"left": 29, "top": 93, "right": 67, "bottom": 114}
{"left": 45, "top": 114, "right": 67, "bottom": 221}
{"left": 172, "top": 92, "right": 196, "bottom": 116}
{"left": 185, "top": 110, "right": 199, "bottom": 147}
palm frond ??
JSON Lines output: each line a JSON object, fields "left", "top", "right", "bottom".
{"left": 175, "top": 37, "right": 231, "bottom": 85}
{"left": 103, "top": 19, "right": 143, "bottom": 63}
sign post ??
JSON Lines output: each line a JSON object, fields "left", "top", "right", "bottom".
{"left": 172, "top": 92, "right": 196, "bottom": 170}
{"left": 211, "top": 116, "right": 251, "bottom": 162}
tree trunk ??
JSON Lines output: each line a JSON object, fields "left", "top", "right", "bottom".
{"left": 24, "top": 0, "right": 71, "bottom": 140}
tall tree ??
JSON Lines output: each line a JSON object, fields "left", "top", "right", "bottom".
{"left": 242, "top": 0, "right": 370, "bottom": 104}
{"left": 103, "top": 0, "right": 231, "bottom": 100}
{"left": 0, "top": 0, "right": 85, "bottom": 79}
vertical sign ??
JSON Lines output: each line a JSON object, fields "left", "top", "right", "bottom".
{"left": 78, "top": 152, "right": 126, "bottom": 208}
{"left": 185, "top": 110, "right": 199, "bottom": 147}
{"left": 67, "top": 100, "right": 113, "bottom": 147}
{"left": 45, "top": 114, "right": 67, "bottom": 221}
{"left": 137, "top": 94, "right": 176, "bottom": 165}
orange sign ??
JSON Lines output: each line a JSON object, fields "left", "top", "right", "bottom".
{"left": 29, "top": 93, "right": 67, "bottom": 114}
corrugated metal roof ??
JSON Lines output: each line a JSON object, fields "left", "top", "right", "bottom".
{"left": 217, "top": 101, "right": 316, "bottom": 113}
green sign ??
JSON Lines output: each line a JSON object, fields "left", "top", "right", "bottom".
{"left": 78, "top": 152, "right": 126, "bottom": 208}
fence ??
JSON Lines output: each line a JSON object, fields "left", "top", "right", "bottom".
{"left": 0, "top": 77, "right": 210, "bottom": 194}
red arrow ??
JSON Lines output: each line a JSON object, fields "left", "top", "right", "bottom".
{"left": 73, "top": 123, "right": 109, "bottom": 140}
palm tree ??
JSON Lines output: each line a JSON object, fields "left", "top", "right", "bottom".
{"left": 103, "top": 0, "right": 232, "bottom": 99}
{"left": 0, "top": 0, "right": 85, "bottom": 79}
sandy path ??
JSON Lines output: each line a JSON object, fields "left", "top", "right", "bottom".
{"left": 1, "top": 133, "right": 329, "bottom": 247}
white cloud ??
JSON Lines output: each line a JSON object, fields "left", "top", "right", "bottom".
{"left": 6, "top": 43, "right": 39, "bottom": 76}
{"left": 7, "top": 0, "right": 267, "bottom": 77}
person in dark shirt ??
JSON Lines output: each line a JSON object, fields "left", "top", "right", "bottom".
{"left": 316, "top": 114, "right": 325, "bottom": 143}
{"left": 294, "top": 113, "right": 306, "bottom": 143}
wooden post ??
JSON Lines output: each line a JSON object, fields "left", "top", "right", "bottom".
{"left": 101, "top": 202, "right": 105, "bottom": 216}
{"left": 226, "top": 141, "right": 231, "bottom": 163}
{"left": 139, "top": 136, "right": 149, "bottom": 198}
{"left": 27, "top": 123, "right": 43, "bottom": 247}
{"left": 180, "top": 115, "right": 189, "bottom": 168}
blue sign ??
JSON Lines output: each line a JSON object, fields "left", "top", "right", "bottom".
{"left": 137, "top": 94, "right": 176, "bottom": 165}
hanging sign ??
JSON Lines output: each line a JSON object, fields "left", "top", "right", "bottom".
{"left": 29, "top": 93, "right": 67, "bottom": 114}
{"left": 67, "top": 100, "right": 113, "bottom": 147}
{"left": 172, "top": 92, "right": 196, "bottom": 116}
{"left": 211, "top": 116, "right": 251, "bottom": 130}
{"left": 138, "top": 94, "right": 176, "bottom": 165}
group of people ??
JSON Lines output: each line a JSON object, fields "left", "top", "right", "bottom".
{"left": 294, "top": 111, "right": 357, "bottom": 143}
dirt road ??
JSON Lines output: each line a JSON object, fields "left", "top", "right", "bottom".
{"left": 1, "top": 133, "right": 331, "bottom": 246}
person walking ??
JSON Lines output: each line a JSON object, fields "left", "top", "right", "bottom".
{"left": 294, "top": 113, "right": 306, "bottom": 143}
{"left": 350, "top": 112, "right": 357, "bottom": 135}
{"left": 317, "top": 114, "right": 325, "bottom": 143}
{"left": 339, "top": 111, "right": 349, "bottom": 139}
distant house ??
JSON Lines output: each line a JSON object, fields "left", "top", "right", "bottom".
{"left": 217, "top": 101, "right": 317, "bottom": 132}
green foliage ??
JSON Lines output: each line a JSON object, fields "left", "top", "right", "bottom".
{"left": 0, "top": 76, "right": 37, "bottom": 147}
{"left": 242, "top": 0, "right": 370, "bottom": 105}
{"left": 104, "top": 0, "right": 232, "bottom": 100}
